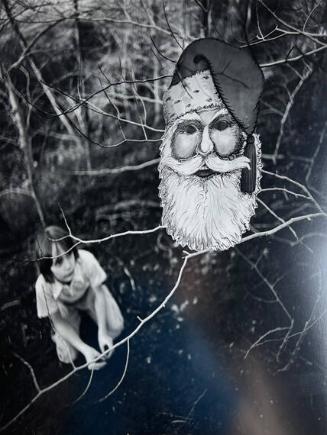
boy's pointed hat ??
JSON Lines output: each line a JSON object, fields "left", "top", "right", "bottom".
{"left": 163, "top": 38, "right": 264, "bottom": 134}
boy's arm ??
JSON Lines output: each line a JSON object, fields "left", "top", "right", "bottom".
{"left": 51, "top": 311, "right": 105, "bottom": 369}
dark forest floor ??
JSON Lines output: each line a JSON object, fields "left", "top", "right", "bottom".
{"left": 1, "top": 145, "right": 327, "bottom": 435}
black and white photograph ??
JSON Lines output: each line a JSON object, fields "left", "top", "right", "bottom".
{"left": 0, "top": 1, "right": 327, "bottom": 434}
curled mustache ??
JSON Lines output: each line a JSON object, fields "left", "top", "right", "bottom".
{"left": 160, "top": 154, "right": 250, "bottom": 176}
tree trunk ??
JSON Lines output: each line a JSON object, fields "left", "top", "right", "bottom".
{"left": 5, "top": 73, "right": 45, "bottom": 228}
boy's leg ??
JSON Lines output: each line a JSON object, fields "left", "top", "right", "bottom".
{"left": 51, "top": 309, "right": 81, "bottom": 364}
{"left": 103, "top": 287, "right": 124, "bottom": 339}
{"left": 86, "top": 286, "right": 124, "bottom": 339}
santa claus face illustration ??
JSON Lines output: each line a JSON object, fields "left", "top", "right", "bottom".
{"left": 158, "top": 103, "right": 261, "bottom": 252}
{"left": 158, "top": 38, "right": 264, "bottom": 252}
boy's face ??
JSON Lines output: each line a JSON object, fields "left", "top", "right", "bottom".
{"left": 50, "top": 244, "right": 76, "bottom": 283}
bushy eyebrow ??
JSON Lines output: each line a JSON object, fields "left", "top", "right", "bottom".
{"left": 210, "top": 112, "right": 233, "bottom": 122}
{"left": 209, "top": 113, "right": 236, "bottom": 128}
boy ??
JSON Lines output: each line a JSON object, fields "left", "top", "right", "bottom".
{"left": 35, "top": 226, "right": 124, "bottom": 370}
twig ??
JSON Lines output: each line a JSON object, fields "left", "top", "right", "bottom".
{"left": 260, "top": 44, "right": 327, "bottom": 67}
{"left": 241, "top": 212, "right": 326, "bottom": 244}
{"left": 262, "top": 170, "right": 324, "bottom": 212}
{"left": 273, "top": 67, "right": 312, "bottom": 161}
{"left": 97, "top": 340, "right": 130, "bottom": 402}
{"left": 71, "top": 366, "right": 95, "bottom": 404}
{"left": 71, "top": 158, "right": 160, "bottom": 176}
{"left": 257, "top": 197, "right": 299, "bottom": 241}
{"left": 12, "top": 353, "right": 40, "bottom": 393}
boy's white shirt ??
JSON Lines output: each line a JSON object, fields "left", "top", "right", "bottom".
{"left": 35, "top": 249, "right": 107, "bottom": 318}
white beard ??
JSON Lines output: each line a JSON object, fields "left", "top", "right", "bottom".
{"left": 158, "top": 128, "right": 261, "bottom": 252}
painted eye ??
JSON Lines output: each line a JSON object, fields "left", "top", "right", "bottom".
{"left": 183, "top": 124, "right": 198, "bottom": 134}
{"left": 211, "top": 119, "right": 230, "bottom": 131}
{"left": 172, "top": 127, "right": 202, "bottom": 159}
{"left": 172, "top": 122, "right": 202, "bottom": 159}
{"left": 209, "top": 123, "right": 241, "bottom": 157}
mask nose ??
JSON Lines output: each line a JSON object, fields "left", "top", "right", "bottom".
{"left": 197, "top": 126, "right": 214, "bottom": 156}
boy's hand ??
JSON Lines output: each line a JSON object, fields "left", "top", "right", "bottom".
{"left": 98, "top": 330, "right": 114, "bottom": 359}
{"left": 83, "top": 345, "right": 106, "bottom": 370}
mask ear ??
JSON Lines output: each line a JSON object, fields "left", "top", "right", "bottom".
{"left": 241, "top": 135, "right": 256, "bottom": 194}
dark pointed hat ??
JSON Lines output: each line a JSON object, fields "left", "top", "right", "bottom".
{"left": 163, "top": 38, "right": 264, "bottom": 134}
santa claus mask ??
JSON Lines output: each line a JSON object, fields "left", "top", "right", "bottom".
{"left": 159, "top": 39, "right": 264, "bottom": 252}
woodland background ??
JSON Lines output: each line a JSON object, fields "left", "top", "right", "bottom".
{"left": 0, "top": 0, "right": 327, "bottom": 434}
